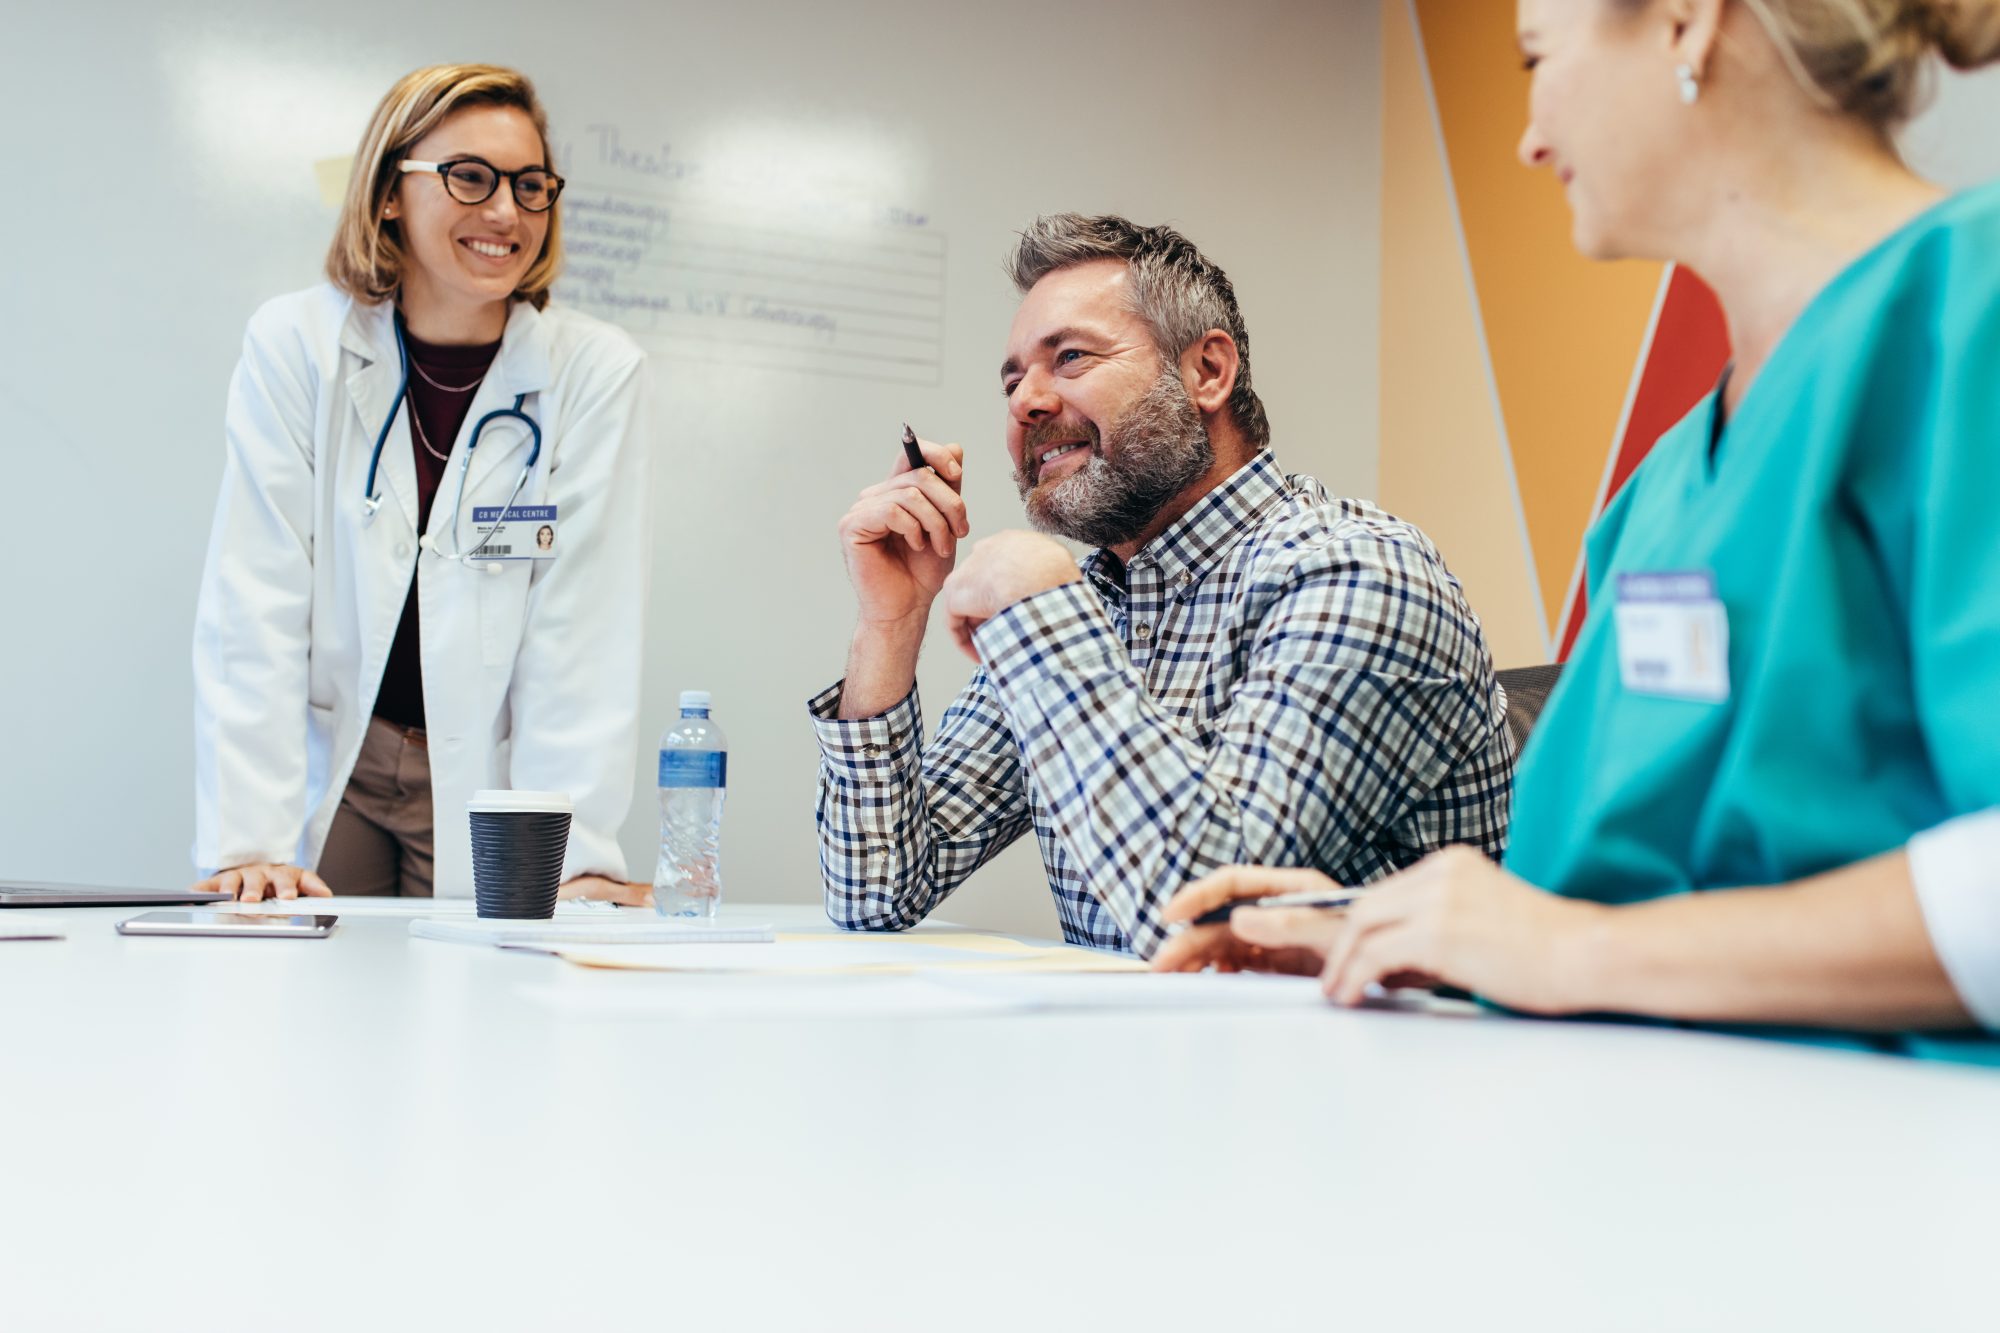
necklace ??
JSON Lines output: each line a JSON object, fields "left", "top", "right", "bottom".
{"left": 407, "top": 392, "right": 452, "bottom": 463}
{"left": 411, "top": 360, "right": 488, "bottom": 394}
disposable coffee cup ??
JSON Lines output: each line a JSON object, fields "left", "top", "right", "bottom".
{"left": 467, "top": 790, "right": 573, "bottom": 920}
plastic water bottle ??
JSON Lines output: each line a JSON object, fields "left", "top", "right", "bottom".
{"left": 654, "top": 690, "right": 727, "bottom": 919}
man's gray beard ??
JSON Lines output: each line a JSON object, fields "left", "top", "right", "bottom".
{"left": 1017, "top": 368, "right": 1214, "bottom": 550}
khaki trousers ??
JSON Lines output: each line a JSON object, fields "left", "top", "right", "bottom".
{"left": 318, "top": 716, "right": 436, "bottom": 897}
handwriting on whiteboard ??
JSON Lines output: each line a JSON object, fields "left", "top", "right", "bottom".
{"left": 553, "top": 127, "right": 945, "bottom": 386}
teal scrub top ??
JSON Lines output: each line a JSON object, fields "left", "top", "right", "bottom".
{"left": 1505, "top": 181, "right": 2000, "bottom": 1063}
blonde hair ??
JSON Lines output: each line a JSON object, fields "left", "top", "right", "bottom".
{"left": 1733, "top": 0, "right": 2000, "bottom": 132}
{"left": 325, "top": 64, "right": 563, "bottom": 310}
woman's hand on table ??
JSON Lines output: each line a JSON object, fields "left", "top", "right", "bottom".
{"left": 1151, "top": 865, "right": 1342, "bottom": 977}
{"left": 194, "top": 863, "right": 332, "bottom": 903}
{"left": 1156, "top": 849, "right": 1607, "bottom": 1015}
{"left": 559, "top": 875, "right": 654, "bottom": 908}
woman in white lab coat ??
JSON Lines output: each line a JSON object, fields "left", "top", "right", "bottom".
{"left": 190, "top": 64, "right": 652, "bottom": 903}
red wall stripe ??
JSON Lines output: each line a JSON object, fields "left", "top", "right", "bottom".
{"left": 1556, "top": 267, "right": 1731, "bottom": 657}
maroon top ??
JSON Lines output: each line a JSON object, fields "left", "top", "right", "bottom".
{"left": 372, "top": 322, "right": 503, "bottom": 731}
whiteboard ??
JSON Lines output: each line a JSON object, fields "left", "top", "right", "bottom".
{"left": 1, "top": 0, "right": 1382, "bottom": 937}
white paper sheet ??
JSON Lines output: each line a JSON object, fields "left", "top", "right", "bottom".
{"left": 517, "top": 975, "right": 1026, "bottom": 1021}
{"left": 412, "top": 918, "right": 773, "bottom": 946}
{"left": 923, "top": 970, "right": 1329, "bottom": 1010}
{"left": 531, "top": 929, "right": 1146, "bottom": 972}
{"left": 532, "top": 938, "right": 1036, "bottom": 973}
{"left": 515, "top": 966, "right": 1344, "bottom": 1022}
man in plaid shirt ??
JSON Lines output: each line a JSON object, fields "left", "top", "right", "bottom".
{"left": 809, "top": 214, "right": 1515, "bottom": 958}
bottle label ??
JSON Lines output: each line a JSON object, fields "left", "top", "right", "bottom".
{"left": 659, "top": 750, "right": 727, "bottom": 789}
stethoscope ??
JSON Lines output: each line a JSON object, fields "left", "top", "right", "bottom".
{"left": 361, "top": 316, "right": 542, "bottom": 566}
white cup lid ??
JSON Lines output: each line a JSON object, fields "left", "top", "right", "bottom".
{"left": 467, "top": 789, "right": 574, "bottom": 815}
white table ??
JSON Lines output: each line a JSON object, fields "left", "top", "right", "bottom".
{"left": 3, "top": 900, "right": 1994, "bottom": 1331}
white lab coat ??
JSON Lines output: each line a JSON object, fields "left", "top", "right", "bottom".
{"left": 192, "top": 284, "right": 652, "bottom": 896}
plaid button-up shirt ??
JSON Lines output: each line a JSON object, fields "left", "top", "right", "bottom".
{"left": 808, "top": 452, "right": 1516, "bottom": 958}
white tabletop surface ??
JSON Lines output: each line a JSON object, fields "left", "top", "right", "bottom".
{"left": 3, "top": 899, "right": 1994, "bottom": 1331}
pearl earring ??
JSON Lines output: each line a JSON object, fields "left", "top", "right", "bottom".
{"left": 1677, "top": 62, "right": 1701, "bottom": 105}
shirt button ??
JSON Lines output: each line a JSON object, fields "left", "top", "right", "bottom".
{"left": 861, "top": 743, "right": 886, "bottom": 757}
{"left": 394, "top": 542, "right": 412, "bottom": 559}
{"left": 1134, "top": 623, "right": 1153, "bottom": 641}
{"left": 1176, "top": 571, "right": 1193, "bottom": 589}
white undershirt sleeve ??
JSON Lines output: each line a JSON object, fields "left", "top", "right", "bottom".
{"left": 1907, "top": 809, "right": 2000, "bottom": 1032}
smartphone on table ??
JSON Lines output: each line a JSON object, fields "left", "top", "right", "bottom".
{"left": 117, "top": 911, "right": 338, "bottom": 939}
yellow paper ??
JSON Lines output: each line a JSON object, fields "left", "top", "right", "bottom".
{"left": 548, "top": 936, "right": 1144, "bottom": 976}
{"left": 314, "top": 155, "right": 353, "bottom": 208}
{"left": 773, "top": 931, "right": 1041, "bottom": 956}
{"left": 924, "top": 953, "right": 1147, "bottom": 975}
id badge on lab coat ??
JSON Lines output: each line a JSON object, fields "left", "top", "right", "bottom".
{"left": 1613, "top": 571, "right": 1729, "bottom": 702}
{"left": 469, "top": 506, "right": 559, "bottom": 561}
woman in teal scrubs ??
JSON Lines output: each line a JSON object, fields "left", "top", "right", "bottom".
{"left": 1155, "top": 0, "right": 2000, "bottom": 1056}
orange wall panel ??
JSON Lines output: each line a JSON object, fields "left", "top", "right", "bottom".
{"left": 1409, "top": 0, "right": 1663, "bottom": 624}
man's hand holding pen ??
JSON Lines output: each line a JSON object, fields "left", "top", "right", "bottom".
{"left": 832, "top": 429, "right": 970, "bottom": 719}
{"left": 837, "top": 430, "right": 970, "bottom": 627}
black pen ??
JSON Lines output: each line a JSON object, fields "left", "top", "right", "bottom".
{"left": 1189, "top": 888, "right": 1359, "bottom": 927}
{"left": 901, "top": 422, "right": 927, "bottom": 472}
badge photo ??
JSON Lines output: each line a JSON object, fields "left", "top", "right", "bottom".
{"left": 469, "top": 505, "right": 559, "bottom": 561}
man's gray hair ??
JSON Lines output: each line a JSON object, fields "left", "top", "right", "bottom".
{"left": 1007, "top": 214, "right": 1271, "bottom": 449}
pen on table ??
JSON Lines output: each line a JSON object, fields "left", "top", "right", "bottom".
{"left": 1188, "top": 888, "right": 1360, "bottom": 927}
{"left": 901, "top": 422, "right": 927, "bottom": 472}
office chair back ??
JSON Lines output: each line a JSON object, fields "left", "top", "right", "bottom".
{"left": 1495, "top": 664, "right": 1564, "bottom": 752}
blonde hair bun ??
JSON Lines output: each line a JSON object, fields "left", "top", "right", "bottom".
{"left": 1914, "top": 0, "right": 2000, "bottom": 68}
{"left": 1737, "top": 0, "right": 2000, "bottom": 132}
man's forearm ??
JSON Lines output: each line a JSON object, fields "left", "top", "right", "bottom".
{"left": 810, "top": 669, "right": 1033, "bottom": 933}
{"left": 1571, "top": 853, "right": 1974, "bottom": 1031}
{"left": 838, "top": 613, "right": 929, "bottom": 720}
{"left": 972, "top": 587, "right": 1322, "bottom": 957}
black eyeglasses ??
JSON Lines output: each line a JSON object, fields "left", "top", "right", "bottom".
{"left": 398, "top": 157, "right": 565, "bottom": 212}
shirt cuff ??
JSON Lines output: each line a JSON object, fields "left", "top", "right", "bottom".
{"left": 806, "top": 679, "right": 923, "bottom": 782}
{"left": 1908, "top": 808, "right": 2000, "bottom": 1032}
{"left": 972, "top": 581, "right": 1125, "bottom": 696}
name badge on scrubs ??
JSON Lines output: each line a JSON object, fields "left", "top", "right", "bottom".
{"left": 468, "top": 505, "right": 558, "bottom": 561}
{"left": 1613, "top": 571, "right": 1730, "bottom": 702}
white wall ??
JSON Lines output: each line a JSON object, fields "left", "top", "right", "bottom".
{"left": 1904, "top": 60, "right": 2000, "bottom": 188}
{"left": 0, "top": 0, "right": 1382, "bottom": 937}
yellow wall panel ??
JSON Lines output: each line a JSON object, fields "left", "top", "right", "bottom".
{"left": 1378, "top": 0, "right": 1549, "bottom": 666}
